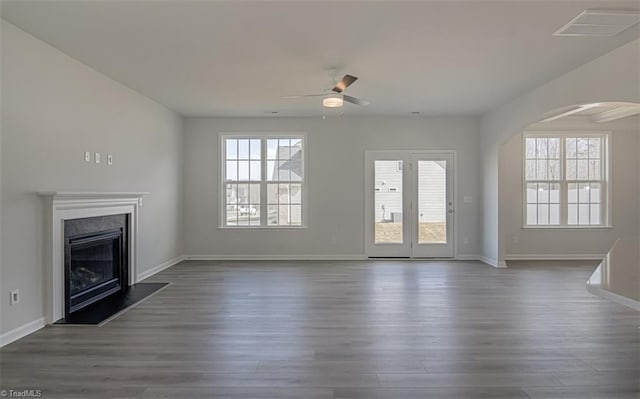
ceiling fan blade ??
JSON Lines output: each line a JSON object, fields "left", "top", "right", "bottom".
{"left": 282, "top": 93, "right": 327, "bottom": 99}
{"left": 343, "top": 94, "right": 370, "bottom": 106}
{"left": 332, "top": 74, "right": 358, "bottom": 93}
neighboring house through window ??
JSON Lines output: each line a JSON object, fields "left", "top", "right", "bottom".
{"left": 524, "top": 132, "right": 609, "bottom": 227}
{"left": 222, "top": 134, "right": 305, "bottom": 227}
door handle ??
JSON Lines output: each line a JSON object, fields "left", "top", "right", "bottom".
{"left": 448, "top": 209, "right": 455, "bottom": 214}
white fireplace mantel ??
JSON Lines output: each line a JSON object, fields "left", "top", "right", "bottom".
{"left": 38, "top": 191, "right": 149, "bottom": 203}
{"left": 38, "top": 191, "right": 148, "bottom": 323}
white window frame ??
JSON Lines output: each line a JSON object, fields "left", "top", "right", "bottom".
{"left": 219, "top": 132, "right": 308, "bottom": 229}
{"left": 522, "top": 131, "right": 611, "bottom": 229}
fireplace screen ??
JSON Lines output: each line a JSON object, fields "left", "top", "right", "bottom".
{"left": 70, "top": 233, "right": 119, "bottom": 294}
{"left": 66, "top": 228, "right": 125, "bottom": 314}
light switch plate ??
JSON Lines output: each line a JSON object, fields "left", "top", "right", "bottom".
{"left": 95, "top": 152, "right": 101, "bottom": 164}
{"left": 107, "top": 154, "right": 113, "bottom": 165}
{"left": 84, "top": 151, "right": 91, "bottom": 162}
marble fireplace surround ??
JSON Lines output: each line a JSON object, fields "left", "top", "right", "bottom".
{"left": 38, "top": 192, "right": 148, "bottom": 323}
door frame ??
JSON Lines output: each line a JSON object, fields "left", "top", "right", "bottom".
{"left": 364, "top": 150, "right": 457, "bottom": 258}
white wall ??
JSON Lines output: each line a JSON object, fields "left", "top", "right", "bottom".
{"left": 0, "top": 21, "right": 184, "bottom": 335}
{"left": 501, "top": 116, "right": 639, "bottom": 258}
{"left": 184, "top": 116, "right": 481, "bottom": 258}
{"left": 480, "top": 38, "right": 640, "bottom": 265}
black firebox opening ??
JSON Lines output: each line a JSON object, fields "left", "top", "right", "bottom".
{"left": 64, "top": 215, "right": 128, "bottom": 317}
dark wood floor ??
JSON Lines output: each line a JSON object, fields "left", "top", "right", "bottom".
{"left": 1, "top": 260, "right": 638, "bottom": 398}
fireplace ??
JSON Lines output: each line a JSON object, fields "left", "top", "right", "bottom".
{"left": 64, "top": 215, "right": 128, "bottom": 317}
{"left": 39, "top": 191, "right": 145, "bottom": 323}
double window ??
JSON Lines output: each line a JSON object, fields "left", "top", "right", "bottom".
{"left": 222, "top": 134, "right": 305, "bottom": 227}
{"left": 524, "top": 132, "right": 609, "bottom": 227}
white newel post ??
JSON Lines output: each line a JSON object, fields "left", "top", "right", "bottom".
{"left": 37, "top": 192, "right": 148, "bottom": 324}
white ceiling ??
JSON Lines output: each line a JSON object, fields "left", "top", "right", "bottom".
{"left": 2, "top": 1, "right": 639, "bottom": 117}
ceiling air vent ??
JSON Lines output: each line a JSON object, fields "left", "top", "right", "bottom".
{"left": 554, "top": 9, "right": 640, "bottom": 37}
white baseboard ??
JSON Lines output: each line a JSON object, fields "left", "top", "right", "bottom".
{"left": 505, "top": 254, "right": 606, "bottom": 261}
{"left": 137, "top": 255, "right": 186, "bottom": 281}
{"left": 0, "top": 317, "right": 45, "bottom": 348}
{"left": 184, "top": 254, "right": 367, "bottom": 261}
{"left": 587, "top": 284, "right": 640, "bottom": 311}
{"left": 455, "top": 254, "right": 482, "bottom": 261}
{"left": 185, "top": 254, "right": 488, "bottom": 262}
{"left": 479, "top": 255, "right": 508, "bottom": 268}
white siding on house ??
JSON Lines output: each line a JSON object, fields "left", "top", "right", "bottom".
{"left": 418, "top": 161, "right": 446, "bottom": 224}
{"left": 373, "top": 160, "right": 447, "bottom": 224}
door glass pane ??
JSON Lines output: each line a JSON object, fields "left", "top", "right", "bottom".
{"left": 374, "top": 160, "right": 403, "bottom": 244}
{"left": 418, "top": 160, "right": 447, "bottom": 244}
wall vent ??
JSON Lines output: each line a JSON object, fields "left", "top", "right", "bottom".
{"left": 554, "top": 9, "right": 640, "bottom": 37}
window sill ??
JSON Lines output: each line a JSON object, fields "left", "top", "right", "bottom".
{"left": 218, "top": 226, "right": 308, "bottom": 231}
{"left": 521, "top": 225, "right": 613, "bottom": 231}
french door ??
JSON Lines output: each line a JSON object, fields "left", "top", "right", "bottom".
{"left": 365, "top": 151, "right": 455, "bottom": 258}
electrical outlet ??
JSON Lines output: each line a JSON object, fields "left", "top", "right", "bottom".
{"left": 84, "top": 151, "right": 91, "bottom": 162}
{"left": 95, "top": 152, "right": 101, "bottom": 164}
{"left": 107, "top": 154, "right": 113, "bottom": 165}
{"left": 10, "top": 290, "right": 19, "bottom": 306}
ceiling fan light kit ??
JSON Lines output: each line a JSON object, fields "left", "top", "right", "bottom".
{"left": 323, "top": 93, "right": 344, "bottom": 108}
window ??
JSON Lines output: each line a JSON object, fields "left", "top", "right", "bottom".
{"left": 222, "top": 134, "right": 305, "bottom": 227}
{"left": 524, "top": 133, "right": 608, "bottom": 227}
{"left": 525, "top": 136, "right": 561, "bottom": 225}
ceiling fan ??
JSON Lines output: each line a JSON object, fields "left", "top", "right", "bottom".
{"left": 284, "top": 74, "right": 370, "bottom": 108}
